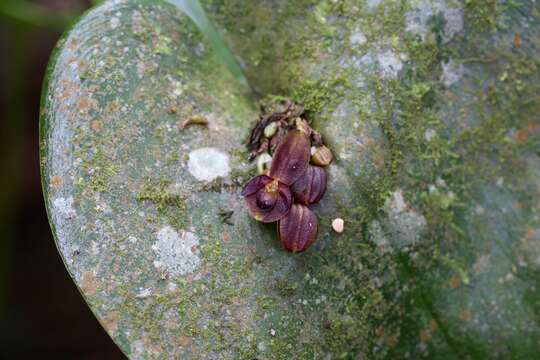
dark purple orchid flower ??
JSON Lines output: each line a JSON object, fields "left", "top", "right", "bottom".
{"left": 241, "top": 130, "right": 311, "bottom": 223}
{"left": 241, "top": 175, "right": 293, "bottom": 223}
{"left": 269, "top": 130, "right": 311, "bottom": 186}
{"left": 279, "top": 204, "right": 318, "bottom": 253}
{"left": 290, "top": 165, "right": 327, "bottom": 205}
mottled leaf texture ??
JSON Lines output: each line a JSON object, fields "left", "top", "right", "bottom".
{"left": 290, "top": 165, "right": 327, "bottom": 205}
{"left": 269, "top": 130, "right": 310, "bottom": 185}
{"left": 244, "top": 179, "right": 292, "bottom": 223}
{"left": 279, "top": 204, "right": 318, "bottom": 252}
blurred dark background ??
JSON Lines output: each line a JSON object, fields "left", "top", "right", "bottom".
{"left": 0, "top": 1, "right": 125, "bottom": 358}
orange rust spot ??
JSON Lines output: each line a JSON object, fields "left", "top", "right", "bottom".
{"left": 51, "top": 176, "right": 63, "bottom": 189}
{"left": 526, "top": 227, "right": 536, "bottom": 240}
{"left": 516, "top": 128, "right": 528, "bottom": 142}
{"left": 106, "top": 99, "right": 121, "bottom": 113}
{"left": 102, "top": 311, "right": 119, "bottom": 334}
{"left": 373, "top": 152, "right": 385, "bottom": 169}
{"left": 77, "top": 96, "right": 96, "bottom": 113}
{"left": 179, "top": 335, "right": 191, "bottom": 347}
{"left": 223, "top": 229, "right": 230, "bottom": 243}
{"left": 80, "top": 271, "right": 98, "bottom": 296}
{"left": 60, "top": 79, "right": 76, "bottom": 101}
{"left": 91, "top": 120, "right": 103, "bottom": 132}
{"left": 513, "top": 34, "right": 522, "bottom": 47}
{"left": 67, "top": 40, "right": 77, "bottom": 51}
{"left": 430, "top": 319, "right": 439, "bottom": 331}
{"left": 449, "top": 276, "right": 461, "bottom": 289}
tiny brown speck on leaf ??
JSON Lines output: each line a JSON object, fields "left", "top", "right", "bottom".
{"left": 515, "top": 128, "right": 528, "bottom": 142}
{"left": 102, "top": 310, "right": 119, "bottom": 333}
{"left": 513, "top": 34, "right": 522, "bottom": 47}
{"left": 80, "top": 270, "right": 98, "bottom": 296}
{"left": 77, "top": 96, "right": 96, "bottom": 114}
{"left": 179, "top": 335, "right": 191, "bottom": 347}
{"left": 526, "top": 227, "right": 536, "bottom": 240}
{"left": 449, "top": 276, "right": 461, "bottom": 289}
{"left": 106, "top": 99, "right": 121, "bottom": 113}
{"left": 91, "top": 120, "right": 103, "bottom": 132}
{"left": 51, "top": 176, "right": 63, "bottom": 189}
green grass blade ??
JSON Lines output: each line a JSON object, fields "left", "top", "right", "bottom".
{"left": 166, "top": 0, "right": 249, "bottom": 88}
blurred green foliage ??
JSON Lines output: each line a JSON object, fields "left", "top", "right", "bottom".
{"left": 0, "top": 0, "right": 80, "bottom": 30}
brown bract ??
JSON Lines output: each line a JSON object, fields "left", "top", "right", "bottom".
{"left": 241, "top": 175, "right": 292, "bottom": 223}
{"left": 269, "top": 130, "right": 310, "bottom": 185}
{"left": 311, "top": 145, "right": 333, "bottom": 166}
{"left": 279, "top": 204, "right": 318, "bottom": 252}
{"left": 290, "top": 165, "right": 327, "bottom": 205}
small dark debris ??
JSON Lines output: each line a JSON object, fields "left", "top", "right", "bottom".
{"left": 323, "top": 319, "right": 332, "bottom": 329}
{"left": 218, "top": 209, "right": 234, "bottom": 225}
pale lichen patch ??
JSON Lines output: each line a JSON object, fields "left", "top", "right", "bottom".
{"left": 371, "top": 190, "right": 427, "bottom": 253}
{"left": 376, "top": 49, "right": 404, "bottom": 79}
{"left": 152, "top": 226, "right": 201, "bottom": 276}
{"left": 424, "top": 128, "right": 437, "bottom": 141}
{"left": 187, "top": 147, "right": 231, "bottom": 182}
{"left": 405, "top": 0, "right": 463, "bottom": 43}
{"left": 441, "top": 59, "right": 464, "bottom": 87}
{"left": 53, "top": 196, "right": 77, "bottom": 219}
{"left": 350, "top": 29, "right": 367, "bottom": 46}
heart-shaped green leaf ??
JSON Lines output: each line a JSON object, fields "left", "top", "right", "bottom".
{"left": 41, "top": 0, "right": 540, "bottom": 358}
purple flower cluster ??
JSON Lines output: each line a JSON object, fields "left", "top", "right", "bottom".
{"left": 242, "top": 129, "right": 329, "bottom": 252}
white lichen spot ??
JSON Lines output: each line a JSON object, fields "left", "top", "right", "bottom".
{"left": 405, "top": 0, "right": 463, "bottom": 43}
{"left": 371, "top": 190, "right": 427, "bottom": 253}
{"left": 90, "top": 240, "right": 100, "bottom": 256}
{"left": 187, "top": 148, "right": 230, "bottom": 182}
{"left": 366, "top": 0, "right": 384, "bottom": 10}
{"left": 425, "top": 128, "right": 437, "bottom": 141}
{"left": 377, "top": 49, "right": 403, "bottom": 78}
{"left": 167, "top": 282, "right": 178, "bottom": 292}
{"left": 169, "top": 79, "right": 184, "bottom": 98}
{"left": 110, "top": 17, "right": 120, "bottom": 29}
{"left": 152, "top": 226, "right": 201, "bottom": 276}
{"left": 350, "top": 29, "right": 367, "bottom": 46}
{"left": 53, "top": 197, "right": 76, "bottom": 219}
{"left": 390, "top": 190, "right": 407, "bottom": 212}
{"left": 135, "top": 288, "right": 152, "bottom": 298}
{"left": 441, "top": 59, "right": 464, "bottom": 87}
